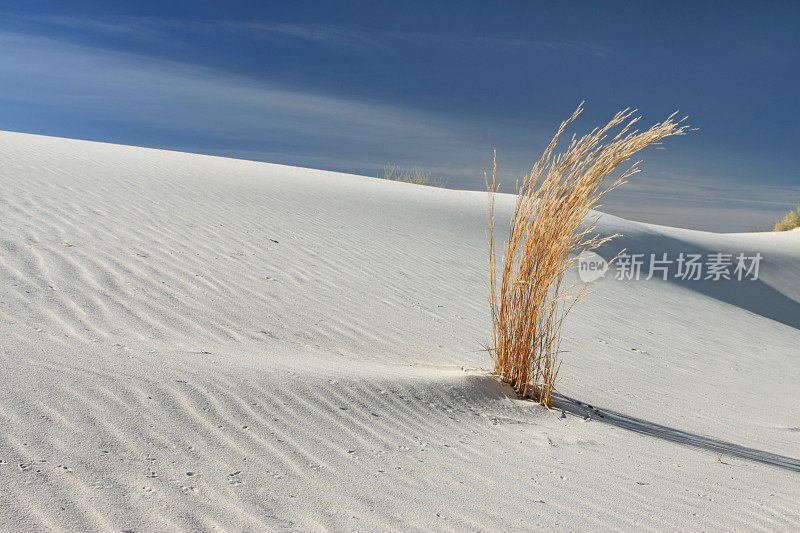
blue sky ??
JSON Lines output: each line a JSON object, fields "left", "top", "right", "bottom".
{"left": 1, "top": 1, "right": 798, "bottom": 231}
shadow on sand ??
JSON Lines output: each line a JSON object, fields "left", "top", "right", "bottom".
{"left": 549, "top": 392, "right": 800, "bottom": 473}
{"left": 595, "top": 232, "right": 800, "bottom": 331}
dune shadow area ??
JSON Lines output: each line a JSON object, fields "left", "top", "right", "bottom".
{"left": 595, "top": 232, "right": 800, "bottom": 330}
{"left": 550, "top": 392, "right": 800, "bottom": 473}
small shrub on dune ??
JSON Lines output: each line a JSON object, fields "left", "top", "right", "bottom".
{"left": 486, "top": 103, "right": 690, "bottom": 406}
{"left": 381, "top": 164, "right": 447, "bottom": 187}
{"left": 773, "top": 206, "right": 800, "bottom": 231}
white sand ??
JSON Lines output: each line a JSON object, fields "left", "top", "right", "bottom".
{"left": 0, "top": 131, "right": 798, "bottom": 531}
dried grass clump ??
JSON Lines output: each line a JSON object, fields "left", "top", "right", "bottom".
{"left": 381, "top": 164, "right": 447, "bottom": 187}
{"left": 486, "top": 103, "right": 690, "bottom": 406}
{"left": 773, "top": 206, "right": 800, "bottom": 231}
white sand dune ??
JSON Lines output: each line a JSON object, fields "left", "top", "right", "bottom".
{"left": 0, "top": 130, "right": 798, "bottom": 531}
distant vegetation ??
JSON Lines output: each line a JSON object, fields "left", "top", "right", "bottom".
{"left": 773, "top": 205, "right": 800, "bottom": 231}
{"left": 379, "top": 165, "right": 447, "bottom": 188}
{"left": 748, "top": 225, "right": 772, "bottom": 233}
{"left": 749, "top": 205, "right": 800, "bottom": 232}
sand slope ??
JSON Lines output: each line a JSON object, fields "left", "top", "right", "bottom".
{"left": 0, "top": 131, "right": 798, "bottom": 531}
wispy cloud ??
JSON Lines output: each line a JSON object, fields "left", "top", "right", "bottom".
{"left": 0, "top": 30, "right": 489, "bottom": 171}
{"left": 5, "top": 13, "right": 611, "bottom": 57}
{"left": 220, "top": 20, "right": 380, "bottom": 49}
{"left": 402, "top": 33, "right": 616, "bottom": 59}
{"left": 0, "top": 27, "right": 792, "bottom": 231}
{"left": 601, "top": 171, "right": 800, "bottom": 231}
{"left": 4, "top": 14, "right": 169, "bottom": 44}
{"left": 474, "top": 37, "right": 615, "bottom": 59}
{"left": 5, "top": 14, "right": 381, "bottom": 50}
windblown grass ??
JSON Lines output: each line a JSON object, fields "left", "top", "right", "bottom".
{"left": 773, "top": 206, "right": 800, "bottom": 231}
{"left": 381, "top": 164, "right": 447, "bottom": 187}
{"left": 486, "top": 103, "right": 690, "bottom": 406}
